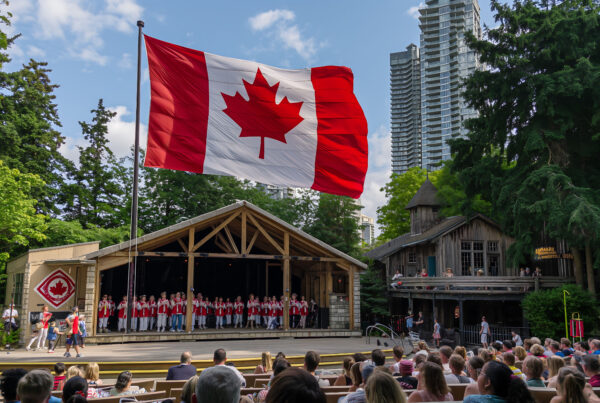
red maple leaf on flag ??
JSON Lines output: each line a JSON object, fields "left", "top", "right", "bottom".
{"left": 49, "top": 280, "right": 67, "bottom": 296}
{"left": 222, "top": 68, "right": 304, "bottom": 159}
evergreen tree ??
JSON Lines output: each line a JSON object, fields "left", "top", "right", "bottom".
{"left": 63, "top": 99, "right": 125, "bottom": 227}
{"left": 360, "top": 264, "right": 389, "bottom": 323}
{"left": 450, "top": 0, "right": 600, "bottom": 291}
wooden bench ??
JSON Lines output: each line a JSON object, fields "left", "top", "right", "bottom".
{"left": 89, "top": 390, "right": 166, "bottom": 403}
{"left": 321, "top": 386, "right": 351, "bottom": 393}
{"left": 131, "top": 380, "right": 156, "bottom": 392}
{"left": 448, "top": 383, "right": 468, "bottom": 401}
{"left": 170, "top": 387, "right": 183, "bottom": 402}
{"left": 325, "top": 392, "right": 348, "bottom": 403}
{"left": 155, "top": 380, "right": 187, "bottom": 395}
{"left": 528, "top": 387, "right": 556, "bottom": 403}
{"left": 243, "top": 374, "right": 271, "bottom": 387}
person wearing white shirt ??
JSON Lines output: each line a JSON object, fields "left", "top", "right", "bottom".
{"left": 2, "top": 304, "right": 18, "bottom": 330}
{"left": 444, "top": 354, "right": 475, "bottom": 384}
{"left": 211, "top": 348, "right": 246, "bottom": 387}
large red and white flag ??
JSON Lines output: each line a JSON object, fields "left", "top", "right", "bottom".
{"left": 143, "top": 36, "right": 368, "bottom": 198}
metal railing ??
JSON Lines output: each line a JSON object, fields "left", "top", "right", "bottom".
{"left": 365, "top": 323, "right": 415, "bottom": 354}
{"left": 462, "top": 325, "right": 530, "bottom": 346}
{"left": 389, "top": 276, "right": 569, "bottom": 293}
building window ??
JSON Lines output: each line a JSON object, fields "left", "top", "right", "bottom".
{"left": 408, "top": 252, "right": 417, "bottom": 264}
{"left": 12, "top": 273, "right": 24, "bottom": 308}
{"left": 473, "top": 242, "right": 484, "bottom": 251}
{"left": 461, "top": 241, "right": 471, "bottom": 251}
{"left": 461, "top": 252, "right": 471, "bottom": 275}
{"left": 461, "top": 241, "right": 487, "bottom": 275}
{"left": 473, "top": 252, "right": 484, "bottom": 269}
{"left": 488, "top": 241, "right": 498, "bottom": 252}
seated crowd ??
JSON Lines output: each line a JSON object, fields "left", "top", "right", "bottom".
{"left": 2, "top": 337, "right": 600, "bottom": 403}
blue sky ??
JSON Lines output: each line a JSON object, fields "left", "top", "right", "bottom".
{"left": 6, "top": 0, "right": 496, "bottom": 231}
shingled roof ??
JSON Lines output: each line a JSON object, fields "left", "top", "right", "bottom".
{"left": 405, "top": 179, "right": 440, "bottom": 209}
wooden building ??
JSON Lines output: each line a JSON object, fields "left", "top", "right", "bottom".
{"left": 5, "top": 201, "right": 365, "bottom": 343}
{"left": 366, "top": 180, "right": 569, "bottom": 342}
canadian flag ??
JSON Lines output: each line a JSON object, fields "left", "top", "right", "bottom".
{"left": 144, "top": 36, "right": 368, "bottom": 198}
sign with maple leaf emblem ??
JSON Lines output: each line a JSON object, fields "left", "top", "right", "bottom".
{"left": 222, "top": 68, "right": 304, "bottom": 159}
{"left": 35, "top": 269, "right": 76, "bottom": 309}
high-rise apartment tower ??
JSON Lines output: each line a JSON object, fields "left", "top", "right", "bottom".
{"left": 390, "top": 44, "right": 421, "bottom": 174}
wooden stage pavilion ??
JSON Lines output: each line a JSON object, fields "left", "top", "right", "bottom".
{"left": 6, "top": 201, "right": 366, "bottom": 343}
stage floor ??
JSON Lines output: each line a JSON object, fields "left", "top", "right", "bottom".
{"left": 6, "top": 336, "right": 373, "bottom": 363}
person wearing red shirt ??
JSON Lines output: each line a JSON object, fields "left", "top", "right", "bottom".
{"left": 117, "top": 296, "right": 127, "bottom": 332}
{"left": 168, "top": 293, "right": 175, "bottom": 330}
{"left": 278, "top": 296, "right": 284, "bottom": 329}
{"left": 64, "top": 306, "right": 82, "bottom": 358}
{"left": 38, "top": 305, "right": 53, "bottom": 349}
{"left": 199, "top": 297, "right": 209, "bottom": 330}
{"left": 139, "top": 295, "right": 150, "bottom": 331}
{"left": 224, "top": 298, "right": 232, "bottom": 327}
{"left": 149, "top": 295, "right": 157, "bottom": 331}
{"left": 234, "top": 296, "right": 244, "bottom": 328}
{"left": 108, "top": 295, "right": 116, "bottom": 329}
{"left": 260, "top": 296, "right": 268, "bottom": 328}
{"left": 289, "top": 293, "right": 300, "bottom": 329}
{"left": 130, "top": 296, "right": 139, "bottom": 332}
{"left": 267, "top": 296, "right": 277, "bottom": 329}
{"left": 299, "top": 296, "right": 309, "bottom": 329}
{"left": 214, "top": 297, "right": 225, "bottom": 329}
{"left": 171, "top": 292, "right": 183, "bottom": 332}
{"left": 192, "top": 293, "right": 201, "bottom": 331}
{"left": 156, "top": 292, "right": 169, "bottom": 332}
{"left": 245, "top": 293, "right": 255, "bottom": 329}
{"left": 98, "top": 295, "right": 110, "bottom": 333}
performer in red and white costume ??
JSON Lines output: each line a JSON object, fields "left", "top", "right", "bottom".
{"left": 299, "top": 295, "right": 309, "bottom": 329}
{"left": 289, "top": 293, "right": 300, "bottom": 329}
{"left": 278, "top": 296, "right": 284, "bottom": 329}
{"left": 107, "top": 295, "right": 116, "bottom": 330}
{"left": 157, "top": 292, "right": 169, "bottom": 332}
{"left": 130, "top": 296, "right": 139, "bottom": 331}
{"left": 261, "top": 296, "right": 269, "bottom": 328}
{"left": 245, "top": 293, "right": 255, "bottom": 329}
{"left": 215, "top": 297, "right": 225, "bottom": 329}
{"left": 148, "top": 295, "right": 157, "bottom": 331}
{"left": 171, "top": 292, "right": 183, "bottom": 332}
{"left": 117, "top": 296, "right": 127, "bottom": 332}
{"left": 233, "top": 296, "right": 244, "bottom": 328}
{"left": 225, "top": 298, "right": 233, "bottom": 327}
{"left": 98, "top": 295, "right": 110, "bottom": 333}
{"left": 267, "top": 296, "right": 278, "bottom": 329}
{"left": 139, "top": 295, "right": 150, "bottom": 331}
{"left": 168, "top": 293, "right": 175, "bottom": 330}
{"left": 192, "top": 293, "right": 202, "bottom": 331}
{"left": 198, "top": 297, "right": 208, "bottom": 329}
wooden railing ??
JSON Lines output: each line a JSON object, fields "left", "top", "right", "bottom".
{"left": 389, "top": 276, "right": 569, "bottom": 293}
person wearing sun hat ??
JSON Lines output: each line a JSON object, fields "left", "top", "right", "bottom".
{"left": 396, "top": 360, "right": 418, "bottom": 390}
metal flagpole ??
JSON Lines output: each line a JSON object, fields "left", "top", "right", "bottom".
{"left": 126, "top": 20, "right": 144, "bottom": 334}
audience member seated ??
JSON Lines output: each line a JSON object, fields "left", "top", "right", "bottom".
{"left": 395, "top": 360, "right": 418, "bottom": 390}
{"left": 530, "top": 343, "right": 546, "bottom": 358}
{"left": 547, "top": 355, "right": 566, "bottom": 388}
{"left": 407, "top": 361, "right": 453, "bottom": 402}
{"left": 257, "top": 358, "right": 291, "bottom": 403}
{"left": 340, "top": 362, "right": 375, "bottom": 403}
{"left": 1, "top": 369, "right": 28, "bottom": 403}
{"left": 559, "top": 338, "right": 574, "bottom": 357}
{"left": 17, "top": 370, "right": 54, "bottom": 403}
{"left": 167, "top": 351, "right": 197, "bottom": 380}
{"left": 84, "top": 363, "right": 102, "bottom": 388}
{"left": 352, "top": 353, "right": 367, "bottom": 363}
{"left": 334, "top": 358, "right": 355, "bottom": 386}
{"left": 445, "top": 354, "right": 474, "bottom": 384}
{"left": 371, "top": 349, "right": 386, "bottom": 368}
{"left": 304, "top": 351, "right": 329, "bottom": 387}
{"left": 454, "top": 346, "right": 468, "bottom": 361}
{"left": 390, "top": 346, "right": 404, "bottom": 374}
{"left": 53, "top": 364, "right": 66, "bottom": 391}
{"left": 591, "top": 339, "right": 600, "bottom": 355}
{"left": 479, "top": 349, "right": 493, "bottom": 363}
{"left": 109, "top": 371, "right": 146, "bottom": 396}
{"left": 254, "top": 352, "right": 273, "bottom": 375}
{"left": 414, "top": 341, "right": 429, "bottom": 358}
{"left": 513, "top": 346, "right": 527, "bottom": 362}
{"left": 583, "top": 354, "right": 600, "bottom": 387}
{"left": 502, "top": 352, "right": 525, "bottom": 380}
{"left": 412, "top": 354, "right": 426, "bottom": 376}
{"left": 463, "top": 361, "right": 534, "bottom": 403}
{"left": 66, "top": 366, "right": 83, "bottom": 381}
{"left": 426, "top": 353, "right": 443, "bottom": 369}
{"left": 181, "top": 375, "right": 198, "bottom": 403}
{"left": 550, "top": 366, "right": 600, "bottom": 403}
{"left": 193, "top": 365, "right": 241, "bottom": 403}
{"left": 502, "top": 340, "right": 513, "bottom": 353}
{"left": 365, "top": 370, "right": 407, "bottom": 403}
{"left": 62, "top": 376, "right": 89, "bottom": 403}
{"left": 349, "top": 362, "right": 363, "bottom": 393}
{"left": 265, "top": 367, "right": 325, "bottom": 403}
{"left": 211, "top": 348, "right": 246, "bottom": 387}
{"left": 439, "top": 346, "right": 453, "bottom": 373}
{"left": 523, "top": 356, "right": 546, "bottom": 387}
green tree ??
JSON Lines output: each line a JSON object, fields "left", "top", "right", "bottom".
{"left": 360, "top": 264, "right": 389, "bottom": 323}
{"left": 62, "top": 99, "right": 125, "bottom": 227}
{"left": 304, "top": 193, "right": 361, "bottom": 257}
{"left": 37, "top": 219, "right": 130, "bottom": 249}
{"left": 450, "top": 0, "right": 600, "bottom": 291}
{"left": 0, "top": 161, "right": 47, "bottom": 294}
{"left": 522, "top": 284, "right": 599, "bottom": 340}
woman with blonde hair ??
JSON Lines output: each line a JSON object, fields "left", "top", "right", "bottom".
{"left": 513, "top": 345, "right": 527, "bottom": 362}
{"left": 408, "top": 362, "right": 453, "bottom": 402}
{"left": 550, "top": 366, "right": 600, "bottom": 403}
{"left": 414, "top": 341, "right": 430, "bottom": 357}
{"left": 84, "top": 362, "right": 103, "bottom": 386}
{"left": 547, "top": 356, "right": 566, "bottom": 388}
{"left": 333, "top": 357, "right": 354, "bottom": 386}
{"left": 66, "top": 366, "right": 83, "bottom": 380}
{"left": 181, "top": 375, "right": 199, "bottom": 403}
{"left": 454, "top": 346, "right": 467, "bottom": 360}
{"left": 365, "top": 370, "right": 407, "bottom": 403}
{"left": 254, "top": 351, "right": 273, "bottom": 374}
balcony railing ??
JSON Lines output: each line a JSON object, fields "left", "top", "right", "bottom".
{"left": 389, "top": 276, "right": 568, "bottom": 294}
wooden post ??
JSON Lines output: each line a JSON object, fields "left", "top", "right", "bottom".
{"left": 325, "top": 263, "right": 333, "bottom": 308}
{"left": 186, "top": 228, "right": 195, "bottom": 332}
{"left": 265, "top": 261, "right": 269, "bottom": 296}
{"left": 459, "top": 299, "right": 464, "bottom": 345}
{"left": 348, "top": 266, "right": 354, "bottom": 330}
{"left": 241, "top": 210, "right": 247, "bottom": 254}
{"left": 283, "top": 232, "right": 290, "bottom": 330}
{"left": 92, "top": 262, "right": 100, "bottom": 336}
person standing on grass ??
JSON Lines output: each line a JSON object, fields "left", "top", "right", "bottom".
{"left": 479, "top": 316, "right": 489, "bottom": 349}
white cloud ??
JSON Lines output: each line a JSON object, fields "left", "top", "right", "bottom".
{"left": 407, "top": 2, "right": 425, "bottom": 19}
{"left": 118, "top": 52, "right": 133, "bottom": 69}
{"left": 59, "top": 105, "right": 147, "bottom": 162}
{"left": 360, "top": 125, "right": 392, "bottom": 236}
{"left": 248, "top": 9, "right": 318, "bottom": 62}
{"left": 26, "top": 45, "right": 46, "bottom": 58}
{"left": 15, "top": 0, "right": 143, "bottom": 65}
{"left": 249, "top": 9, "right": 295, "bottom": 31}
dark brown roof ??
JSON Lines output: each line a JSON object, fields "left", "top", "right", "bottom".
{"left": 405, "top": 179, "right": 439, "bottom": 209}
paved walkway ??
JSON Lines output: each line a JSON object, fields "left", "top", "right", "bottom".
{"left": 5, "top": 337, "right": 376, "bottom": 362}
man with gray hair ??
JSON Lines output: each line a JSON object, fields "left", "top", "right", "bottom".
{"left": 166, "top": 351, "right": 197, "bottom": 380}
{"left": 17, "top": 370, "right": 53, "bottom": 403}
{"left": 192, "top": 366, "right": 240, "bottom": 403}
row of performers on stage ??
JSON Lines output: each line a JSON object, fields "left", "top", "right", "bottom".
{"left": 97, "top": 292, "right": 314, "bottom": 333}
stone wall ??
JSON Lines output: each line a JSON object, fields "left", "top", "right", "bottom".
{"left": 84, "top": 265, "right": 96, "bottom": 335}
{"left": 354, "top": 271, "right": 361, "bottom": 329}
{"left": 329, "top": 293, "right": 349, "bottom": 329}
